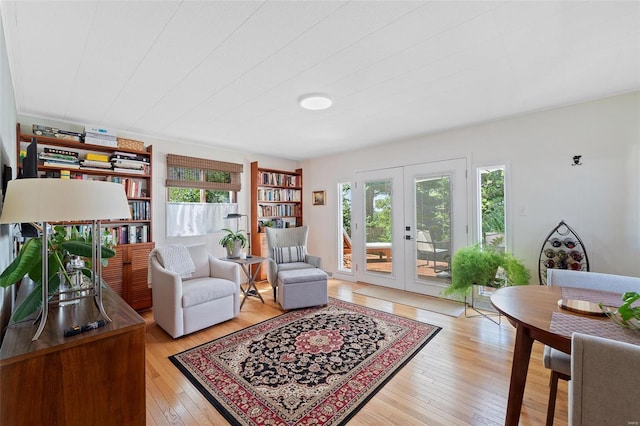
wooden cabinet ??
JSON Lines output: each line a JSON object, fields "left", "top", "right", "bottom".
{"left": 15, "top": 123, "right": 154, "bottom": 310}
{"left": 250, "top": 162, "right": 302, "bottom": 280}
{"left": 0, "top": 285, "right": 146, "bottom": 425}
{"left": 103, "top": 242, "right": 154, "bottom": 310}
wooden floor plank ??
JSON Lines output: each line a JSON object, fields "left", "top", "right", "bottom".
{"left": 142, "top": 279, "right": 568, "bottom": 425}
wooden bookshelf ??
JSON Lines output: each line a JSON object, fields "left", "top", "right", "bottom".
{"left": 250, "top": 161, "right": 302, "bottom": 279}
{"left": 15, "top": 123, "right": 154, "bottom": 310}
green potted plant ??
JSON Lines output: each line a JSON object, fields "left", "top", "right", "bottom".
{"left": 443, "top": 243, "right": 530, "bottom": 299}
{"left": 0, "top": 225, "right": 116, "bottom": 322}
{"left": 219, "top": 228, "right": 247, "bottom": 258}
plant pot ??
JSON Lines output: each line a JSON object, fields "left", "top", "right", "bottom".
{"left": 226, "top": 240, "right": 243, "bottom": 259}
{"left": 470, "top": 284, "right": 498, "bottom": 312}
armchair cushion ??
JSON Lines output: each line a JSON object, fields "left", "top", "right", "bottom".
{"left": 277, "top": 261, "right": 316, "bottom": 273}
{"left": 273, "top": 246, "right": 306, "bottom": 264}
{"left": 186, "top": 243, "right": 211, "bottom": 279}
{"left": 182, "top": 277, "right": 237, "bottom": 308}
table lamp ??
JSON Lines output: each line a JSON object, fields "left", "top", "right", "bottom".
{"left": 224, "top": 213, "right": 251, "bottom": 257}
{"left": 0, "top": 179, "right": 131, "bottom": 340}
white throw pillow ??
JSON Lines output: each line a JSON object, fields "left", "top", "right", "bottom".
{"left": 273, "top": 246, "right": 306, "bottom": 264}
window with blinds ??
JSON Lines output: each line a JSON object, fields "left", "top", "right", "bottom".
{"left": 166, "top": 154, "right": 243, "bottom": 237}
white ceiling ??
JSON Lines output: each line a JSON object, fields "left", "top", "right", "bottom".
{"left": 1, "top": 1, "right": 639, "bottom": 161}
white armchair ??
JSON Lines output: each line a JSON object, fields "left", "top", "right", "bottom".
{"left": 543, "top": 269, "right": 640, "bottom": 425}
{"left": 265, "top": 226, "right": 322, "bottom": 300}
{"left": 150, "top": 243, "right": 241, "bottom": 338}
{"left": 570, "top": 333, "right": 640, "bottom": 425}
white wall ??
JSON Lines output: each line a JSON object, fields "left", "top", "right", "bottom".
{"left": 9, "top": 91, "right": 640, "bottom": 284}
{"left": 15, "top": 114, "right": 299, "bottom": 258}
{"left": 0, "top": 12, "right": 18, "bottom": 335}
{"left": 302, "top": 92, "right": 640, "bottom": 281}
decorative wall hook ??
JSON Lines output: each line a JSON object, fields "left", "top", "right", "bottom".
{"left": 572, "top": 155, "right": 582, "bottom": 166}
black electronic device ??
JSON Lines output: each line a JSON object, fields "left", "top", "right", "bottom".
{"left": 63, "top": 320, "right": 106, "bottom": 337}
{"left": 1, "top": 164, "right": 11, "bottom": 203}
{"left": 18, "top": 139, "right": 38, "bottom": 237}
{"left": 20, "top": 138, "right": 38, "bottom": 178}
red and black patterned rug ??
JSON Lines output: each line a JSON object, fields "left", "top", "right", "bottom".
{"left": 170, "top": 297, "right": 441, "bottom": 425}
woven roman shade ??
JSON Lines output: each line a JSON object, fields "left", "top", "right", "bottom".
{"left": 166, "top": 154, "right": 243, "bottom": 191}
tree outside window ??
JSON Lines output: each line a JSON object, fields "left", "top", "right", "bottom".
{"left": 478, "top": 166, "right": 506, "bottom": 249}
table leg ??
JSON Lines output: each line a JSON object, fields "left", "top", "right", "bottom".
{"left": 504, "top": 324, "right": 534, "bottom": 426}
{"left": 239, "top": 263, "right": 265, "bottom": 309}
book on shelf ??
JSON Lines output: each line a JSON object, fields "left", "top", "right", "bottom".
{"left": 257, "top": 203, "right": 300, "bottom": 217}
{"left": 259, "top": 171, "right": 300, "bottom": 187}
{"left": 44, "top": 147, "right": 78, "bottom": 158}
{"left": 84, "top": 135, "right": 118, "bottom": 147}
{"left": 110, "top": 152, "right": 149, "bottom": 163}
{"left": 80, "top": 159, "right": 112, "bottom": 169}
{"left": 257, "top": 188, "right": 301, "bottom": 202}
{"left": 43, "top": 161, "right": 80, "bottom": 169}
{"left": 107, "top": 176, "right": 147, "bottom": 198}
{"left": 84, "top": 124, "right": 117, "bottom": 137}
{"left": 128, "top": 201, "right": 150, "bottom": 220}
{"left": 103, "top": 224, "right": 150, "bottom": 245}
{"left": 85, "top": 153, "right": 109, "bottom": 162}
{"left": 111, "top": 160, "right": 145, "bottom": 170}
{"left": 113, "top": 167, "right": 146, "bottom": 175}
{"left": 38, "top": 153, "right": 79, "bottom": 164}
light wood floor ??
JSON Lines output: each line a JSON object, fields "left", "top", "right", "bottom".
{"left": 142, "top": 279, "right": 568, "bottom": 425}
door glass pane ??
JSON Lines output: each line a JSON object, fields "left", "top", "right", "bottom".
{"left": 478, "top": 166, "right": 506, "bottom": 250}
{"left": 339, "top": 182, "right": 352, "bottom": 272}
{"left": 415, "top": 175, "right": 452, "bottom": 281}
{"left": 365, "top": 180, "right": 392, "bottom": 274}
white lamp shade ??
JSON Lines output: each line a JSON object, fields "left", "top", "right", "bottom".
{"left": 0, "top": 179, "right": 132, "bottom": 223}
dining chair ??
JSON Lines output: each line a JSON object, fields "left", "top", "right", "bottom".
{"left": 544, "top": 269, "right": 640, "bottom": 425}
{"left": 570, "top": 333, "right": 640, "bottom": 425}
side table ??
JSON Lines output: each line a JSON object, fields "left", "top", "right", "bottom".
{"left": 222, "top": 256, "right": 266, "bottom": 309}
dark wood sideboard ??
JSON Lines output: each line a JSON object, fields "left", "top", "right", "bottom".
{"left": 0, "top": 285, "right": 146, "bottom": 425}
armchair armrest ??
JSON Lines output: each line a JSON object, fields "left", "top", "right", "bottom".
{"left": 209, "top": 256, "right": 241, "bottom": 284}
{"left": 150, "top": 257, "right": 184, "bottom": 338}
{"left": 432, "top": 240, "right": 450, "bottom": 250}
{"left": 305, "top": 254, "right": 322, "bottom": 269}
{"left": 266, "top": 258, "right": 278, "bottom": 286}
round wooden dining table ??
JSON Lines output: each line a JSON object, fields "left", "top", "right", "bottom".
{"left": 490, "top": 285, "right": 610, "bottom": 426}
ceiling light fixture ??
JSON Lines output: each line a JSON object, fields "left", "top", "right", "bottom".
{"left": 299, "top": 94, "right": 332, "bottom": 111}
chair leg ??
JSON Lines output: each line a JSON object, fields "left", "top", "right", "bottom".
{"left": 546, "top": 371, "right": 559, "bottom": 426}
{"left": 546, "top": 371, "right": 570, "bottom": 426}
{"left": 273, "top": 286, "right": 277, "bottom": 301}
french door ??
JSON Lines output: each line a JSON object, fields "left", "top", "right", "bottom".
{"left": 353, "top": 159, "right": 468, "bottom": 296}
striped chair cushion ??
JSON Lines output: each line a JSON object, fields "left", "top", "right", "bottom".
{"left": 273, "top": 246, "right": 306, "bottom": 264}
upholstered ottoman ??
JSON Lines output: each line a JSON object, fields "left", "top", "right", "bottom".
{"left": 277, "top": 268, "right": 328, "bottom": 310}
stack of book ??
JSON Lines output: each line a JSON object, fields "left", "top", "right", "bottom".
{"left": 83, "top": 125, "right": 118, "bottom": 147}
{"left": 38, "top": 147, "right": 80, "bottom": 169}
{"left": 33, "top": 124, "right": 83, "bottom": 142}
{"left": 80, "top": 153, "right": 112, "bottom": 171}
{"left": 110, "top": 151, "right": 149, "bottom": 175}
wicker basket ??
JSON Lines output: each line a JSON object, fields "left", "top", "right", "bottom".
{"left": 117, "top": 137, "right": 145, "bottom": 151}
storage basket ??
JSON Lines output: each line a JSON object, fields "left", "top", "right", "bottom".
{"left": 117, "top": 137, "right": 145, "bottom": 151}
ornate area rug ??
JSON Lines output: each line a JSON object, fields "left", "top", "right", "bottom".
{"left": 170, "top": 298, "right": 441, "bottom": 426}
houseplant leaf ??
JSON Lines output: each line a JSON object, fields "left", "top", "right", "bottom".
{"left": 0, "top": 238, "right": 41, "bottom": 288}
{"left": 11, "top": 269, "right": 62, "bottom": 322}
{"left": 62, "top": 240, "right": 116, "bottom": 259}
